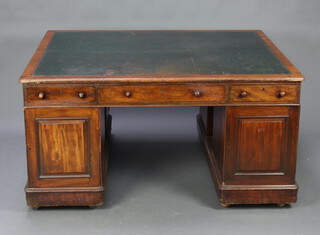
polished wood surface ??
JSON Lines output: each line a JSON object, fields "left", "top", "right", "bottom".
{"left": 24, "top": 108, "right": 104, "bottom": 188}
{"left": 235, "top": 118, "right": 285, "bottom": 172}
{"left": 25, "top": 85, "right": 96, "bottom": 106}
{"left": 99, "top": 84, "right": 226, "bottom": 105}
{"left": 20, "top": 30, "right": 303, "bottom": 208}
{"left": 38, "top": 119, "right": 88, "bottom": 176}
{"left": 24, "top": 108, "right": 110, "bottom": 208}
{"left": 23, "top": 82, "right": 301, "bottom": 108}
{"left": 197, "top": 107, "right": 299, "bottom": 206}
{"left": 225, "top": 106, "right": 299, "bottom": 185}
{"left": 229, "top": 84, "right": 299, "bottom": 103}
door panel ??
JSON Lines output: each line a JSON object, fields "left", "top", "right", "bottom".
{"left": 235, "top": 117, "right": 287, "bottom": 174}
{"left": 25, "top": 108, "right": 103, "bottom": 188}
{"left": 37, "top": 119, "right": 89, "bottom": 177}
{"left": 225, "top": 106, "right": 299, "bottom": 185}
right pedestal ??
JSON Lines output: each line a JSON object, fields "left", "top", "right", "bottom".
{"left": 198, "top": 106, "right": 300, "bottom": 207}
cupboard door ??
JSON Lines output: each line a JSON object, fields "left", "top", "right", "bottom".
{"left": 225, "top": 106, "right": 299, "bottom": 185}
{"left": 235, "top": 117, "right": 287, "bottom": 173}
{"left": 25, "top": 108, "right": 103, "bottom": 188}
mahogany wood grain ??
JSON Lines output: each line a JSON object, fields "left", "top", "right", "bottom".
{"left": 235, "top": 118, "right": 286, "bottom": 173}
{"left": 199, "top": 107, "right": 213, "bottom": 136}
{"left": 24, "top": 108, "right": 105, "bottom": 188}
{"left": 212, "top": 107, "right": 226, "bottom": 173}
{"left": 229, "top": 85, "right": 299, "bottom": 103}
{"left": 99, "top": 84, "right": 226, "bottom": 105}
{"left": 25, "top": 85, "right": 96, "bottom": 106}
{"left": 197, "top": 107, "right": 299, "bottom": 206}
{"left": 23, "top": 83, "right": 301, "bottom": 108}
{"left": 225, "top": 106, "right": 299, "bottom": 185}
{"left": 24, "top": 108, "right": 111, "bottom": 207}
{"left": 38, "top": 119, "right": 88, "bottom": 176}
{"left": 25, "top": 188, "right": 105, "bottom": 208}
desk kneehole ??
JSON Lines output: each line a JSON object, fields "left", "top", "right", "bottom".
{"left": 98, "top": 84, "right": 226, "bottom": 105}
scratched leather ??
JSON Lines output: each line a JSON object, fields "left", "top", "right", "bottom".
{"left": 34, "top": 32, "right": 290, "bottom": 76}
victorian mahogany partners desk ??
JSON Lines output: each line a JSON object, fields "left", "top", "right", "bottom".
{"left": 20, "top": 30, "right": 304, "bottom": 208}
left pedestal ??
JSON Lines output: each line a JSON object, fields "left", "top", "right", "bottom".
{"left": 24, "top": 107, "right": 110, "bottom": 208}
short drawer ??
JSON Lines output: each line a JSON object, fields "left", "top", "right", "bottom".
{"left": 99, "top": 85, "right": 226, "bottom": 105}
{"left": 25, "top": 86, "right": 96, "bottom": 106}
{"left": 229, "top": 85, "right": 299, "bottom": 103}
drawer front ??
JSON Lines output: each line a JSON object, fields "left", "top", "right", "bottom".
{"left": 99, "top": 85, "right": 226, "bottom": 104}
{"left": 25, "top": 86, "right": 96, "bottom": 106}
{"left": 229, "top": 85, "right": 299, "bottom": 103}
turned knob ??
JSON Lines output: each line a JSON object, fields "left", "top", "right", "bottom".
{"left": 38, "top": 92, "right": 45, "bottom": 99}
{"left": 124, "top": 91, "right": 131, "bottom": 97}
{"left": 240, "top": 91, "right": 247, "bottom": 97}
{"left": 78, "top": 92, "right": 85, "bottom": 98}
{"left": 279, "top": 91, "right": 286, "bottom": 98}
{"left": 194, "top": 90, "right": 201, "bottom": 97}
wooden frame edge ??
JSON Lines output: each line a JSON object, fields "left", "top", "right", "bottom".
{"left": 19, "top": 31, "right": 55, "bottom": 83}
{"left": 256, "top": 30, "right": 304, "bottom": 79}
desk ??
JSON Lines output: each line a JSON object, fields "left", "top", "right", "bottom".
{"left": 20, "top": 30, "right": 304, "bottom": 208}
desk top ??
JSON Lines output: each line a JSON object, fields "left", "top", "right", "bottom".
{"left": 20, "top": 30, "right": 303, "bottom": 84}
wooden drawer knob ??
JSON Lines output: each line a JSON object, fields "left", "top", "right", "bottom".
{"left": 240, "top": 91, "right": 247, "bottom": 97}
{"left": 38, "top": 92, "right": 45, "bottom": 99}
{"left": 194, "top": 90, "right": 201, "bottom": 97}
{"left": 124, "top": 91, "right": 131, "bottom": 97}
{"left": 78, "top": 92, "right": 85, "bottom": 98}
{"left": 279, "top": 91, "right": 286, "bottom": 98}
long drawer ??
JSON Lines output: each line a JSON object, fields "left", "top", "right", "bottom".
{"left": 98, "top": 84, "right": 226, "bottom": 105}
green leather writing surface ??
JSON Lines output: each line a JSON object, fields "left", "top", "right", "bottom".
{"left": 34, "top": 32, "right": 290, "bottom": 76}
